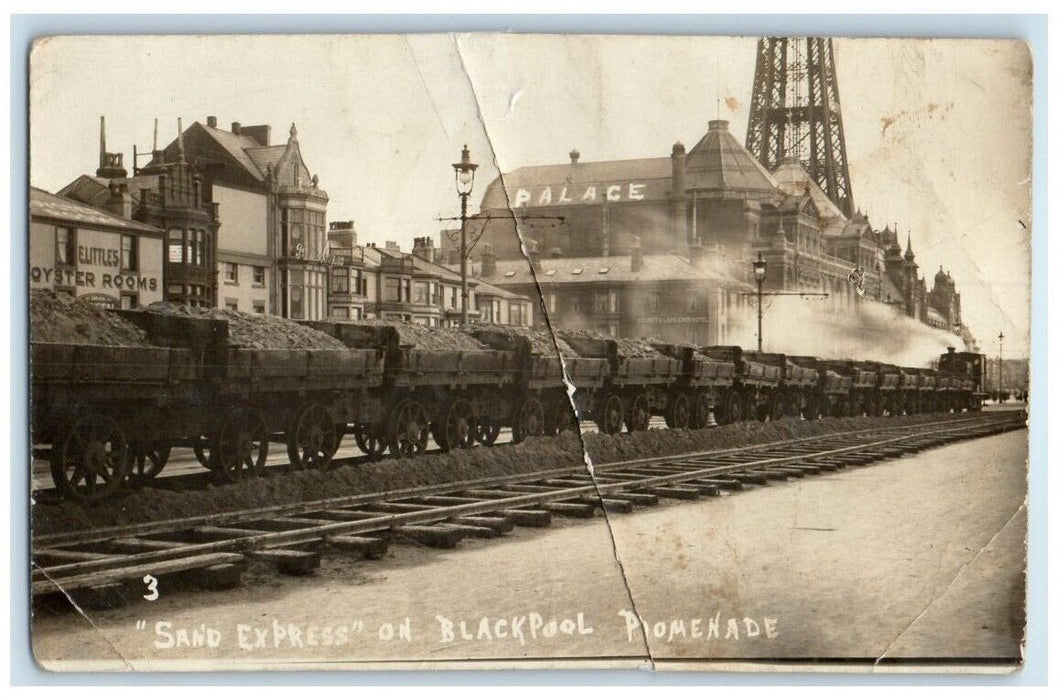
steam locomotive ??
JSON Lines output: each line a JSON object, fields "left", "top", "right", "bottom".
{"left": 31, "top": 308, "right": 990, "bottom": 502}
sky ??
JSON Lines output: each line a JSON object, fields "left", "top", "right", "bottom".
{"left": 29, "top": 34, "right": 1032, "bottom": 356}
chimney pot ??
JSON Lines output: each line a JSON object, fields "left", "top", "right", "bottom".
{"left": 231, "top": 121, "right": 241, "bottom": 134}
{"left": 569, "top": 149, "right": 580, "bottom": 165}
{"left": 207, "top": 116, "right": 218, "bottom": 128}
{"left": 481, "top": 244, "right": 497, "bottom": 277}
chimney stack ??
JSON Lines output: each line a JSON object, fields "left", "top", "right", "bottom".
{"left": 569, "top": 149, "right": 580, "bottom": 165}
{"left": 412, "top": 236, "right": 435, "bottom": 263}
{"left": 231, "top": 121, "right": 241, "bottom": 135}
{"left": 671, "top": 140, "right": 688, "bottom": 243}
{"left": 385, "top": 240, "right": 400, "bottom": 252}
{"left": 480, "top": 244, "right": 497, "bottom": 277}
{"left": 206, "top": 116, "right": 218, "bottom": 128}
{"left": 105, "top": 182, "right": 134, "bottom": 220}
{"left": 242, "top": 124, "right": 271, "bottom": 146}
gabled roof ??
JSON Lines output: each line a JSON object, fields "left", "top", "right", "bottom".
{"left": 197, "top": 123, "right": 270, "bottom": 180}
{"left": 246, "top": 145, "right": 288, "bottom": 176}
{"left": 58, "top": 173, "right": 161, "bottom": 208}
{"left": 30, "top": 187, "right": 162, "bottom": 235}
{"left": 770, "top": 157, "right": 847, "bottom": 234}
{"left": 685, "top": 120, "right": 780, "bottom": 194}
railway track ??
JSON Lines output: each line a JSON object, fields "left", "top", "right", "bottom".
{"left": 32, "top": 412, "right": 1024, "bottom": 607}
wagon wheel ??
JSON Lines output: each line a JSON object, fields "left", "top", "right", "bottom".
{"left": 353, "top": 423, "right": 386, "bottom": 460}
{"left": 664, "top": 392, "right": 690, "bottom": 430}
{"left": 891, "top": 393, "right": 904, "bottom": 417}
{"left": 690, "top": 391, "right": 712, "bottom": 428}
{"left": 768, "top": 390, "right": 785, "bottom": 421}
{"left": 626, "top": 394, "right": 651, "bottom": 433}
{"left": 595, "top": 393, "right": 624, "bottom": 435}
{"left": 550, "top": 396, "right": 578, "bottom": 436}
{"left": 512, "top": 396, "right": 545, "bottom": 443}
{"left": 433, "top": 398, "right": 476, "bottom": 451}
{"left": 475, "top": 418, "right": 502, "bottom": 446}
{"left": 193, "top": 436, "right": 213, "bottom": 469}
{"left": 212, "top": 408, "right": 269, "bottom": 482}
{"left": 388, "top": 399, "right": 430, "bottom": 457}
{"left": 803, "top": 393, "right": 821, "bottom": 421}
{"left": 785, "top": 390, "right": 802, "bottom": 419}
{"left": 286, "top": 403, "right": 338, "bottom": 470}
{"left": 867, "top": 393, "right": 882, "bottom": 417}
{"left": 725, "top": 390, "right": 745, "bottom": 424}
{"left": 50, "top": 414, "right": 129, "bottom": 502}
{"left": 127, "top": 442, "right": 172, "bottom": 485}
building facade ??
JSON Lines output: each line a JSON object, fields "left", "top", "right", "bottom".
{"left": 470, "top": 118, "right": 970, "bottom": 347}
{"left": 61, "top": 117, "right": 331, "bottom": 319}
{"left": 30, "top": 186, "right": 165, "bottom": 308}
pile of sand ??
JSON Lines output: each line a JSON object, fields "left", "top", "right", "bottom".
{"left": 350, "top": 319, "right": 488, "bottom": 351}
{"left": 30, "top": 290, "right": 152, "bottom": 346}
{"left": 143, "top": 302, "right": 346, "bottom": 350}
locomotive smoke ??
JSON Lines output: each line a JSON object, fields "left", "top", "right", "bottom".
{"left": 726, "top": 293, "right": 965, "bottom": 367}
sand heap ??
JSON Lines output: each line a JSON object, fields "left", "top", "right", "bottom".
{"left": 143, "top": 302, "right": 347, "bottom": 350}
{"left": 30, "top": 290, "right": 152, "bottom": 346}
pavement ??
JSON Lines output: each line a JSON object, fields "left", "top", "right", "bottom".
{"left": 31, "top": 426, "right": 1027, "bottom": 671}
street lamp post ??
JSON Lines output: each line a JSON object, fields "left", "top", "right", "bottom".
{"left": 452, "top": 145, "right": 478, "bottom": 325}
{"left": 998, "top": 331, "right": 1004, "bottom": 404}
{"left": 752, "top": 252, "right": 767, "bottom": 351}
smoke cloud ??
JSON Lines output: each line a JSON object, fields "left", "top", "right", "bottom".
{"left": 727, "top": 293, "right": 965, "bottom": 368}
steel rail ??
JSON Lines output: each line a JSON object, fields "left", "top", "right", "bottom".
{"left": 31, "top": 413, "right": 1022, "bottom": 595}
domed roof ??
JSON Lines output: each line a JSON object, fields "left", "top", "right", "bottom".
{"left": 684, "top": 120, "right": 780, "bottom": 194}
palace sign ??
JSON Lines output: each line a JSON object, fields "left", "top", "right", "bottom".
{"left": 509, "top": 182, "right": 657, "bottom": 208}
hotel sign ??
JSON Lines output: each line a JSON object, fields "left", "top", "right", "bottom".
{"left": 509, "top": 181, "right": 659, "bottom": 208}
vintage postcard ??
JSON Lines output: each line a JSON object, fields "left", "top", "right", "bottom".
{"left": 26, "top": 33, "right": 1031, "bottom": 672}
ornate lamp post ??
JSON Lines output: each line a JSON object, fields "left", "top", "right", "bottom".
{"left": 998, "top": 331, "right": 1004, "bottom": 404}
{"left": 452, "top": 145, "right": 478, "bottom": 325}
{"left": 752, "top": 252, "right": 767, "bottom": 351}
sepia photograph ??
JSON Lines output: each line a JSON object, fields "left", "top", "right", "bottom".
{"left": 24, "top": 31, "right": 1033, "bottom": 673}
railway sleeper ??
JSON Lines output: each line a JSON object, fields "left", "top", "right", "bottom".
{"left": 188, "top": 525, "right": 274, "bottom": 541}
{"left": 755, "top": 469, "right": 794, "bottom": 480}
{"left": 729, "top": 472, "right": 768, "bottom": 485}
{"left": 444, "top": 522, "right": 501, "bottom": 539}
{"left": 499, "top": 509, "right": 552, "bottom": 528}
{"left": 541, "top": 501, "right": 597, "bottom": 518}
{"left": 679, "top": 481, "right": 723, "bottom": 497}
{"left": 395, "top": 524, "right": 464, "bottom": 549}
{"left": 246, "top": 548, "right": 321, "bottom": 576}
{"left": 325, "top": 535, "right": 390, "bottom": 560}
{"left": 701, "top": 478, "right": 745, "bottom": 490}
{"left": 640, "top": 485, "right": 699, "bottom": 500}
{"left": 606, "top": 491, "right": 659, "bottom": 506}
{"left": 107, "top": 537, "right": 194, "bottom": 554}
{"left": 578, "top": 497, "right": 633, "bottom": 513}
{"left": 451, "top": 516, "right": 514, "bottom": 534}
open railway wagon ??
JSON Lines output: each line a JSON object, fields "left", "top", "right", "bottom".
{"left": 32, "top": 310, "right": 384, "bottom": 501}
{"left": 896, "top": 366, "right": 924, "bottom": 414}
{"left": 743, "top": 351, "right": 819, "bottom": 420}
{"left": 462, "top": 325, "right": 580, "bottom": 440}
{"left": 866, "top": 362, "right": 903, "bottom": 416}
{"left": 653, "top": 345, "right": 737, "bottom": 428}
{"left": 786, "top": 355, "right": 853, "bottom": 418}
{"left": 306, "top": 321, "right": 527, "bottom": 457}
{"left": 700, "top": 346, "right": 784, "bottom": 421}
{"left": 820, "top": 359, "right": 883, "bottom": 417}
{"left": 937, "top": 347, "right": 988, "bottom": 412}
{"left": 556, "top": 331, "right": 683, "bottom": 435}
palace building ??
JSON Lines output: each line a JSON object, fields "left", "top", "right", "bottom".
{"left": 469, "top": 118, "right": 969, "bottom": 347}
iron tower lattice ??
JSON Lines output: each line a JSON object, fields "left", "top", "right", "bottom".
{"left": 745, "top": 37, "right": 856, "bottom": 218}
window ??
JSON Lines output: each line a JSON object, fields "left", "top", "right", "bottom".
{"left": 225, "top": 299, "right": 238, "bottom": 312}
{"left": 225, "top": 263, "right": 238, "bottom": 284}
{"left": 510, "top": 303, "right": 524, "bottom": 326}
{"left": 414, "top": 281, "right": 429, "bottom": 304}
{"left": 252, "top": 300, "right": 266, "bottom": 314}
{"left": 351, "top": 307, "right": 362, "bottom": 320}
{"left": 331, "top": 267, "right": 350, "bottom": 294}
{"left": 120, "top": 235, "right": 138, "bottom": 272}
{"left": 253, "top": 266, "right": 265, "bottom": 286}
{"left": 167, "top": 229, "right": 184, "bottom": 263}
{"left": 167, "top": 284, "right": 184, "bottom": 296}
{"left": 55, "top": 227, "right": 76, "bottom": 267}
{"left": 196, "top": 230, "right": 206, "bottom": 266}
{"left": 384, "top": 277, "right": 402, "bottom": 302}
{"left": 332, "top": 306, "right": 350, "bottom": 320}
{"left": 120, "top": 292, "right": 138, "bottom": 310}
{"left": 546, "top": 293, "right": 557, "bottom": 313}
{"left": 482, "top": 300, "right": 494, "bottom": 323}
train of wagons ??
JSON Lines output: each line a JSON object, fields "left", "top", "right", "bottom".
{"left": 30, "top": 310, "right": 990, "bottom": 502}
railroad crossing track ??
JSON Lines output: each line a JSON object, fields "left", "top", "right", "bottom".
{"left": 32, "top": 412, "right": 1025, "bottom": 607}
